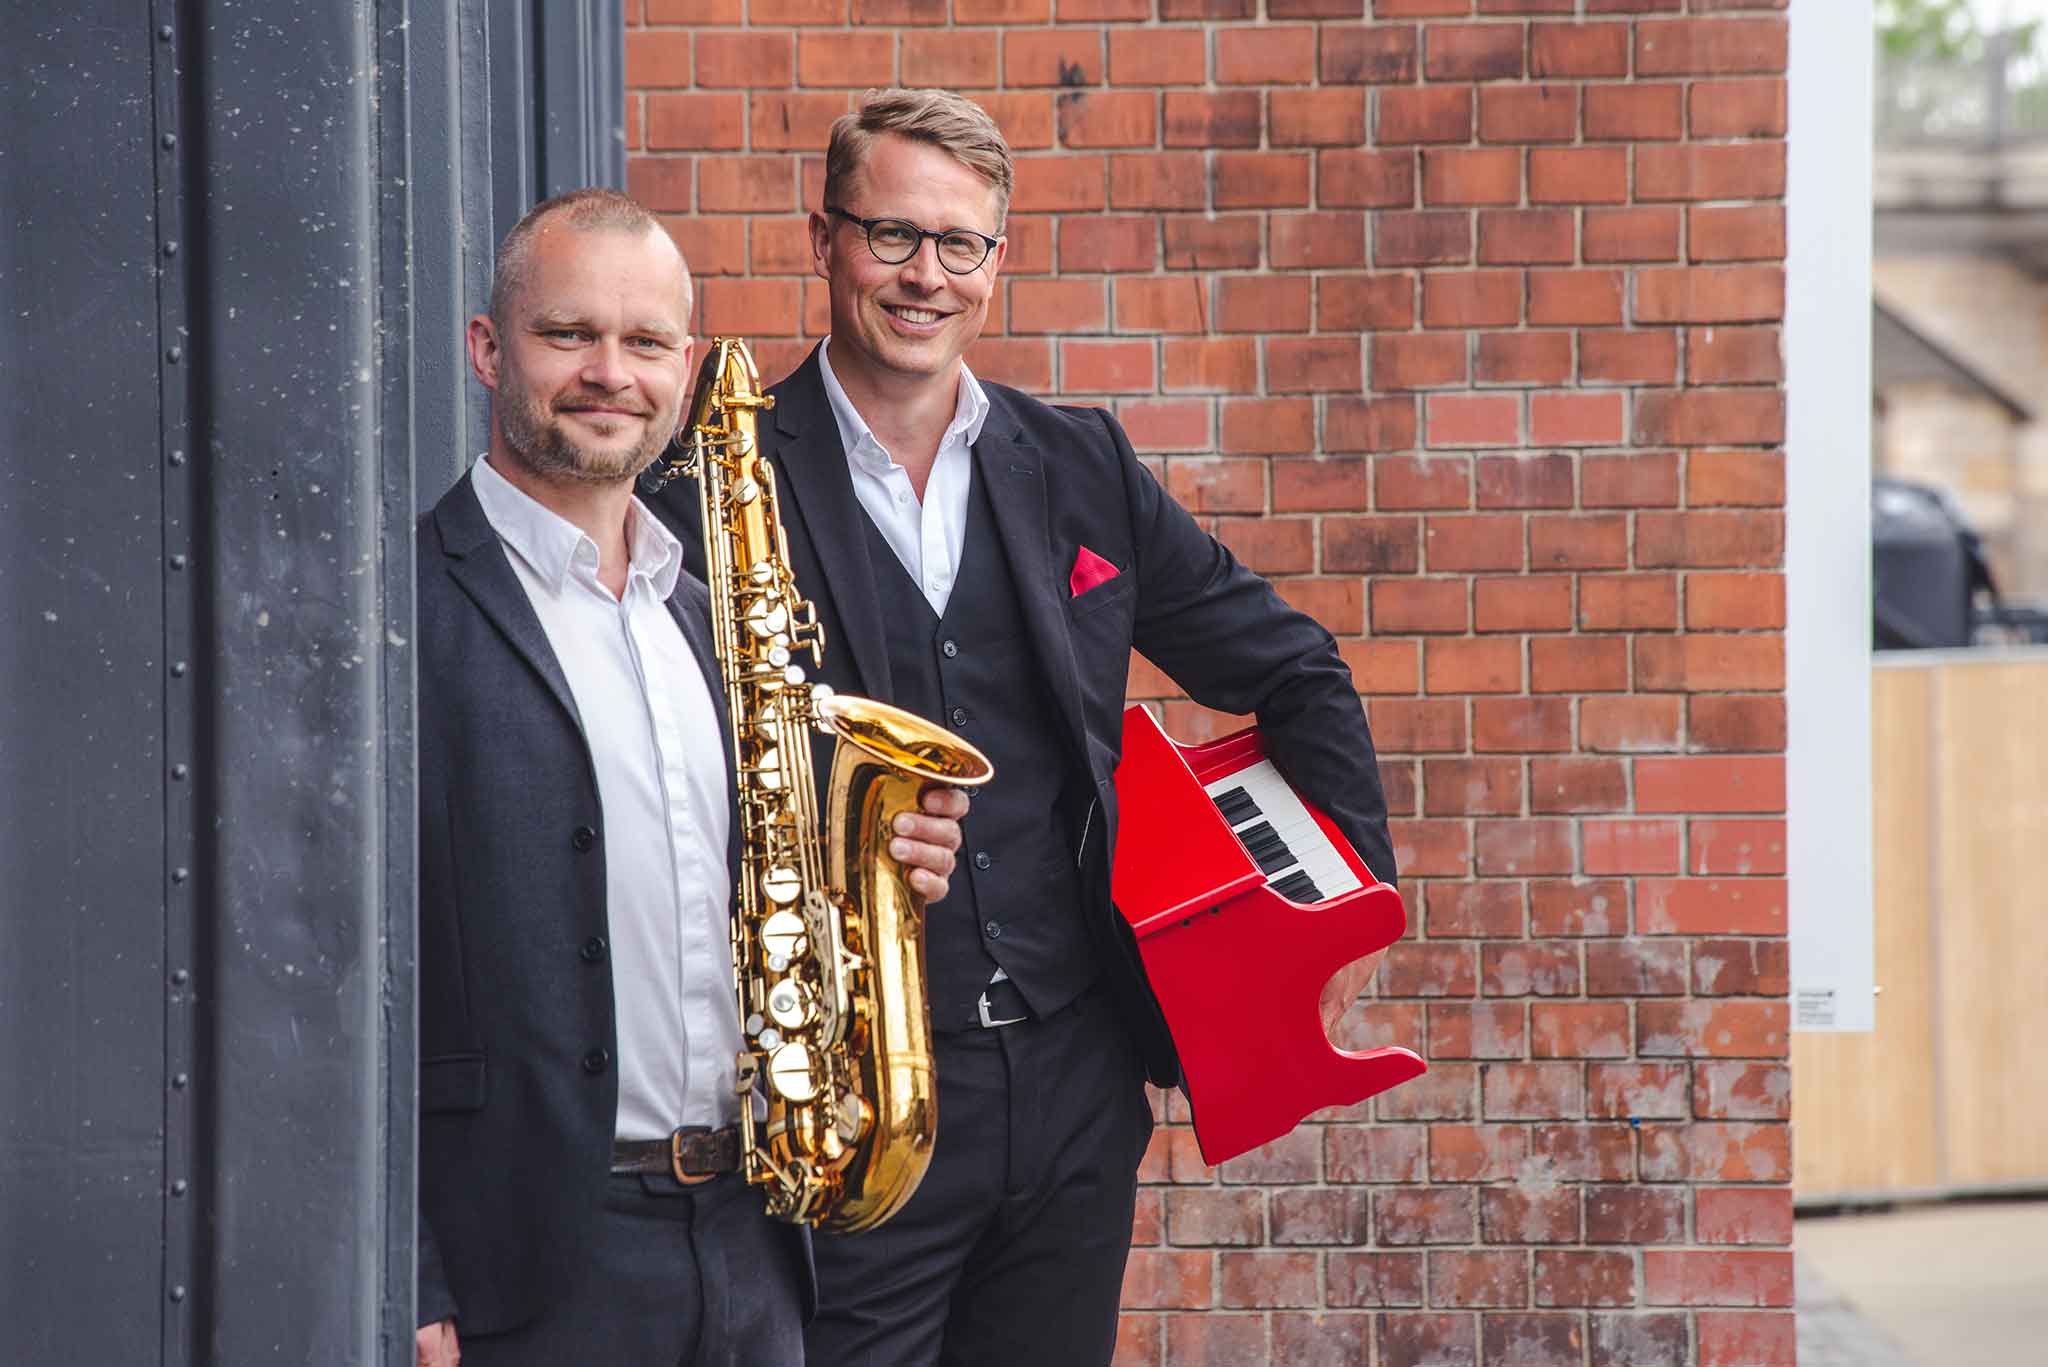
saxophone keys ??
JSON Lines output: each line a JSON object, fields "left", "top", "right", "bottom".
{"left": 734, "top": 477, "right": 761, "bottom": 504}
{"left": 762, "top": 866, "right": 804, "bottom": 905}
{"left": 745, "top": 596, "right": 790, "bottom": 638}
{"left": 767, "top": 977, "right": 816, "bottom": 1030}
{"left": 767, "top": 1041, "right": 820, "bottom": 1103}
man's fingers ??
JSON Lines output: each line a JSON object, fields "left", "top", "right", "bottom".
{"left": 417, "top": 1320, "right": 458, "bottom": 1367}
{"left": 890, "top": 836, "right": 958, "bottom": 878}
{"left": 893, "top": 810, "right": 964, "bottom": 850}
{"left": 917, "top": 785, "right": 971, "bottom": 820}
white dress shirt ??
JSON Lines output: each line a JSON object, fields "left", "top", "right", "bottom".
{"left": 818, "top": 336, "right": 990, "bottom": 617}
{"left": 471, "top": 455, "right": 741, "bottom": 1140}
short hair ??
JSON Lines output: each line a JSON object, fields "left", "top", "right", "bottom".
{"left": 488, "top": 187, "right": 687, "bottom": 328}
{"left": 823, "top": 89, "right": 1015, "bottom": 230}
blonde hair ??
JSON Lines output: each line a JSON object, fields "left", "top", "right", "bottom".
{"left": 489, "top": 188, "right": 687, "bottom": 328}
{"left": 823, "top": 89, "right": 1014, "bottom": 229}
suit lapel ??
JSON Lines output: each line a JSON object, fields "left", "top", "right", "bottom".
{"left": 436, "top": 472, "right": 585, "bottom": 737}
{"left": 971, "top": 398, "right": 1090, "bottom": 763}
{"left": 764, "top": 350, "right": 892, "bottom": 700}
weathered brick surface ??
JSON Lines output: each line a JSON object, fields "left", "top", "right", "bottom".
{"left": 629, "top": 2, "right": 1789, "bottom": 1358}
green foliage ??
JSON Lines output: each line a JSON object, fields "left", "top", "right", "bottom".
{"left": 1877, "top": 0, "right": 2039, "bottom": 61}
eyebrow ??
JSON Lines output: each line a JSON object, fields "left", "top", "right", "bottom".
{"left": 529, "top": 309, "right": 683, "bottom": 342}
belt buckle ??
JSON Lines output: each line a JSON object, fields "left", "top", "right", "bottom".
{"left": 977, "top": 989, "right": 1026, "bottom": 1029}
{"left": 669, "top": 1126, "right": 719, "bottom": 1186}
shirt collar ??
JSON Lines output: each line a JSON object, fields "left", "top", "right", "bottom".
{"left": 817, "top": 335, "right": 990, "bottom": 478}
{"left": 471, "top": 453, "right": 681, "bottom": 600}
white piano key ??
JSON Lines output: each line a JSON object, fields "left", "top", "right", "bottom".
{"left": 1204, "top": 759, "right": 1363, "bottom": 902}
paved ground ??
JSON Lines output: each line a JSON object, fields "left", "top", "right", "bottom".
{"left": 1796, "top": 1199, "right": 2048, "bottom": 1367}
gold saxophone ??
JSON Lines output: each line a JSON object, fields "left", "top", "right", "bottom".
{"left": 658, "top": 338, "right": 993, "bottom": 1231}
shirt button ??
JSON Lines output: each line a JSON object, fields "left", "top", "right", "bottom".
{"left": 897, "top": 493, "right": 910, "bottom": 505}
{"left": 571, "top": 825, "right": 598, "bottom": 853}
{"left": 581, "top": 1048, "right": 610, "bottom": 1075}
{"left": 949, "top": 706, "right": 969, "bottom": 727}
{"left": 984, "top": 920, "right": 1003, "bottom": 940}
{"left": 941, "top": 639, "right": 959, "bottom": 658}
{"left": 580, "top": 936, "right": 608, "bottom": 964}
{"left": 973, "top": 851, "right": 992, "bottom": 870}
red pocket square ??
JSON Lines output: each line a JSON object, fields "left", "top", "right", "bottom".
{"left": 1070, "top": 545, "right": 1120, "bottom": 598}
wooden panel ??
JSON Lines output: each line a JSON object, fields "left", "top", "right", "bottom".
{"left": 1934, "top": 659, "right": 2048, "bottom": 1185}
{"left": 1793, "top": 665, "right": 1941, "bottom": 1198}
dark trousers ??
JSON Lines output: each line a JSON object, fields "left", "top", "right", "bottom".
{"left": 457, "top": 1171, "right": 805, "bottom": 1367}
{"left": 804, "top": 987, "right": 1155, "bottom": 1367}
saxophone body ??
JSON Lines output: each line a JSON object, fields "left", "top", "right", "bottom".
{"left": 660, "top": 338, "right": 993, "bottom": 1232}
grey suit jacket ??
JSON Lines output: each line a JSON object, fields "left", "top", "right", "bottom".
{"left": 413, "top": 471, "right": 810, "bottom": 1334}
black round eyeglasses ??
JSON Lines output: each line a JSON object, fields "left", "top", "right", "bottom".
{"left": 825, "top": 206, "right": 1000, "bottom": 275}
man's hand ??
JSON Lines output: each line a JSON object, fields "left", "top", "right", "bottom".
{"left": 892, "top": 785, "right": 970, "bottom": 900}
{"left": 416, "top": 1318, "right": 459, "bottom": 1367}
{"left": 1317, "top": 949, "right": 1388, "bottom": 1042}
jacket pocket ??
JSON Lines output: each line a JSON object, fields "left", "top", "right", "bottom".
{"left": 420, "top": 1053, "right": 487, "bottom": 1114}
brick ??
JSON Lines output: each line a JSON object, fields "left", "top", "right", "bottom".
{"left": 1165, "top": 455, "right": 1265, "bottom": 511}
{"left": 1163, "top": 337, "right": 1257, "bottom": 392}
{"left": 966, "top": 338, "right": 1053, "bottom": 392}
{"left": 1533, "top": 1002, "right": 1632, "bottom": 1058}
{"left": 700, "top": 278, "right": 801, "bottom": 336}
{"left": 1529, "top": 270, "right": 1625, "bottom": 326}
{"left": 1637, "top": 267, "right": 1784, "bottom": 325}
{"left": 1423, "top": 148, "right": 1523, "bottom": 207}
{"left": 1426, "top": 395, "right": 1519, "bottom": 448}
{"left": 1635, "top": 878, "right": 1787, "bottom": 935}
{"left": 1472, "top": 695, "right": 1571, "bottom": 750}
{"left": 627, "top": 30, "right": 693, "bottom": 88}
{"left": 1425, "top": 638, "right": 1523, "bottom": 694}
{"left": 1329, "top": 1252, "right": 1427, "bottom": 1308}
{"left": 1271, "top": 1314, "right": 1376, "bottom": 1366}
{"left": 1484, "top": 940, "right": 1583, "bottom": 996}
{"left": 1113, "top": 152, "right": 1208, "bottom": 210}
{"left": 1636, "top": 17, "right": 1789, "bottom": 76}
{"left": 1217, "top": 26, "right": 1317, "bottom": 85}
{"left": 1120, "top": 1250, "right": 1213, "bottom": 1309}
{"left": 1378, "top": 1064, "right": 1478, "bottom": 1123}
{"left": 1530, "top": 636, "right": 1629, "bottom": 693}
{"left": 1321, "top": 273, "right": 1415, "bottom": 331}
{"left": 1377, "top": 212, "right": 1471, "bottom": 267}
{"left": 1475, "top": 820, "right": 1576, "bottom": 877}
{"left": 1484, "top": 1062, "right": 1583, "bottom": 1120}
{"left": 1637, "top": 511, "right": 1783, "bottom": 569}
{"left": 1213, "top": 152, "right": 1312, "bottom": 209}
{"left": 1108, "top": 27, "right": 1204, "bottom": 86}
{"left": 1481, "top": 1188, "right": 1581, "bottom": 1245}
{"left": 1061, "top": 339, "right": 1155, "bottom": 393}
{"left": 1637, "top": 637, "right": 1784, "bottom": 693}
{"left": 1322, "top": 24, "right": 1421, "bottom": 84}
{"left": 1698, "top": 1188, "right": 1793, "bottom": 1245}
{"left": 1425, "top": 513, "right": 1524, "bottom": 571}
{"left": 1163, "top": 92, "right": 1262, "bottom": 148}
{"left": 1643, "top": 1250, "right": 1794, "bottom": 1308}
{"left": 1381, "top": 1313, "right": 1479, "bottom": 1367}
{"left": 1426, "top": 24, "right": 1526, "bottom": 82}
{"left": 1429, "top": 1249, "right": 1530, "bottom": 1307}
{"left": 1698, "top": 1311, "right": 1797, "bottom": 1367}
{"left": 1269, "top": 209, "right": 1368, "bottom": 264}
{"left": 1475, "top": 331, "right": 1574, "bottom": 386}
{"left": 1219, "top": 397, "right": 1315, "bottom": 454}
{"left": 1382, "top": 940, "right": 1481, "bottom": 998}
{"left": 1271, "top": 1189, "right": 1373, "bottom": 1246}
{"left": 1159, "top": 0, "right": 1254, "bottom": 15}
{"left": 796, "top": 32, "right": 893, "bottom": 86}
{"left": 1425, "top": 880, "right": 1526, "bottom": 937}
{"left": 1471, "top": 454, "right": 1570, "bottom": 509}
{"left": 1587, "top": 1062, "right": 1690, "bottom": 1120}
{"left": 1638, "top": 144, "right": 1787, "bottom": 201}
{"left": 1117, "top": 399, "right": 1211, "bottom": 454}
{"left": 1587, "top": 1186, "right": 1686, "bottom": 1244}
{"left": 1221, "top": 1126, "right": 1321, "bottom": 1184}
{"left": 1531, "top": 391, "right": 1625, "bottom": 446}
{"left": 1207, "top": 276, "right": 1306, "bottom": 335}
{"left": 1634, "top": 391, "right": 1784, "bottom": 446}
{"left": 1687, "top": 449, "right": 1784, "bottom": 507}
{"left": 1531, "top": 22, "right": 1630, "bottom": 78}
{"left": 1373, "top": 581, "right": 1471, "bottom": 637}
{"left": 1480, "top": 84, "right": 1578, "bottom": 142}
{"left": 1114, "top": 276, "right": 1206, "bottom": 334}
{"left": 1585, "top": 82, "right": 1684, "bottom": 140}
{"left": 1582, "top": 329, "right": 1680, "bottom": 385}
{"left": 1111, "top": 1314, "right": 1157, "bottom": 1367}
{"left": 1322, "top": 148, "right": 1420, "bottom": 209}
{"left": 1529, "top": 756, "right": 1627, "bottom": 813}
{"left": 1272, "top": 89, "right": 1368, "bottom": 146}
{"left": 1268, "top": 336, "right": 1364, "bottom": 393}
{"left": 1379, "top": 86, "right": 1474, "bottom": 144}
{"left": 1013, "top": 154, "right": 1107, "bottom": 212}
{"left": 1691, "top": 78, "right": 1788, "bottom": 138}
{"left": 1639, "top": 1000, "right": 1787, "bottom": 1059}
{"left": 629, "top": 158, "right": 695, "bottom": 214}
{"left": 1591, "top": 1313, "right": 1690, "bottom": 1367}
{"left": 1478, "top": 209, "right": 1576, "bottom": 265}
{"left": 1003, "top": 215, "right": 1055, "bottom": 272}
{"left": 1171, "top": 215, "right": 1261, "bottom": 270}
{"left": 1482, "top": 1313, "right": 1586, "bottom": 1367}
{"left": 1688, "top": 325, "right": 1783, "bottom": 384}
{"left": 1326, "top": 1125, "right": 1428, "bottom": 1183}
{"left": 848, "top": 0, "right": 946, "bottom": 20}
{"left": 1375, "top": 334, "right": 1470, "bottom": 391}
{"left": 1061, "top": 215, "right": 1157, "bottom": 273}
{"left": 1692, "top": 1062, "right": 1792, "bottom": 1121}
{"left": 1530, "top": 513, "right": 1628, "bottom": 571}
{"left": 1584, "top": 452, "right": 1680, "bottom": 508}
{"left": 980, "top": 93, "right": 1058, "bottom": 151}
{"left": 1003, "top": 28, "right": 1103, "bottom": 87}
{"left": 1389, "top": 819, "right": 1475, "bottom": 876}
{"left": 698, "top": 154, "right": 800, "bottom": 212}
{"left": 1058, "top": 0, "right": 1147, "bottom": 16}
{"left": 1586, "top": 937, "right": 1689, "bottom": 995}
{"left": 1217, "top": 517, "right": 1315, "bottom": 574}
{"left": 1529, "top": 147, "right": 1630, "bottom": 205}
{"left": 1326, "top": 515, "right": 1422, "bottom": 572}
{"left": 1529, "top": 1123, "right": 1636, "bottom": 1181}
{"left": 660, "top": 216, "right": 747, "bottom": 279}
{"left": 1278, "top": 577, "right": 1366, "bottom": 633}
{"left": 696, "top": 31, "right": 792, "bottom": 87}
{"left": 1689, "top": 819, "right": 1787, "bottom": 877}
{"left": 1533, "top": 1251, "right": 1636, "bottom": 1308}
{"left": 1581, "top": 574, "right": 1680, "bottom": 631}
{"left": 1164, "top": 1189, "right": 1264, "bottom": 1247}
{"left": 1377, "top": 1188, "right": 1478, "bottom": 1245}
{"left": 1161, "top": 1312, "right": 1263, "bottom": 1363}
{"left": 1691, "top": 205, "right": 1787, "bottom": 263}
{"left": 1422, "top": 756, "right": 1522, "bottom": 815}
{"left": 1327, "top": 398, "right": 1420, "bottom": 454}
{"left": 1059, "top": 90, "right": 1157, "bottom": 149}
{"left": 901, "top": 32, "right": 997, "bottom": 88}
{"left": 1581, "top": 696, "right": 1681, "bottom": 752}
{"left": 1585, "top": 207, "right": 1682, "bottom": 263}
{"left": 1423, "top": 269, "right": 1522, "bottom": 327}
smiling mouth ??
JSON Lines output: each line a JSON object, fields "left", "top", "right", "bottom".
{"left": 883, "top": 303, "right": 946, "bottom": 326}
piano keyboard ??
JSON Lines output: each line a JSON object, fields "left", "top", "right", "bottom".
{"left": 1204, "top": 760, "right": 1363, "bottom": 905}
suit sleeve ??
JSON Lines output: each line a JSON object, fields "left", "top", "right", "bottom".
{"left": 1105, "top": 409, "right": 1399, "bottom": 887}
{"left": 417, "top": 1209, "right": 458, "bottom": 1329}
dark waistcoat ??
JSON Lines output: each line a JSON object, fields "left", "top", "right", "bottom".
{"left": 857, "top": 469, "right": 1097, "bottom": 1028}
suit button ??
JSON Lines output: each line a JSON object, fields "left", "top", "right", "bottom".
{"left": 580, "top": 936, "right": 607, "bottom": 964}
{"left": 941, "top": 639, "right": 959, "bottom": 659}
{"left": 984, "top": 920, "right": 1002, "bottom": 939}
{"left": 581, "top": 1048, "right": 610, "bottom": 1075}
{"left": 571, "top": 825, "right": 598, "bottom": 853}
{"left": 973, "top": 851, "right": 992, "bottom": 870}
{"left": 949, "top": 706, "right": 969, "bottom": 727}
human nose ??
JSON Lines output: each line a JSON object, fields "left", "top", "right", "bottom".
{"left": 580, "top": 337, "right": 633, "bottom": 392}
{"left": 895, "top": 234, "right": 946, "bottom": 290}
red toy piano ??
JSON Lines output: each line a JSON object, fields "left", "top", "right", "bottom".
{"left": 1111, "top": 704, "right": 1426, "bottom": 1165}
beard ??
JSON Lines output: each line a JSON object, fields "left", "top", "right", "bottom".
{"left": 496, "top": 366, "right": 672, "bottom": 487}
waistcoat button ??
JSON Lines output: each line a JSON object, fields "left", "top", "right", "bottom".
{"left": 973, "top": 851, "right": 992, "bottom": 870}
{"left": 984, "top": 920, "right": 1002, "bottom": 939}
{"left": 581, "top": 1048, "right": 610, "bottom": 1075}
{"left": 580, "top": 936, "right": 608, "bottom": 963}
{"left": 941, "top": 639, "right": 959, "bottom": 658}
{"left": 571, "top": 825, "right": 598, "bottom": 853}
{"left": 949, "top": 706, "right": 969, "bottom": 727}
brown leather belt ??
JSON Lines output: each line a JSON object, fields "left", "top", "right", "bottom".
{"left": 611, "top": 1125, "right": 741, "bottom": 1185}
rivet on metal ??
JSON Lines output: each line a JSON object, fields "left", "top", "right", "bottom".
{"left": 169, "top": 554, "right": 187, "bottom": 570}
{"left": 171, "top": 969, "right": 190, "bottom": 986}
{"left": 166, "top": 346, "right": 182, "bottom": 363}
{"left": 171, "top": 867, "right": 189, "bottom": 884}
{"left": 158, "top": 24, "right": 173, "bottom": 41}
{"left": 171, "top": 1179, "right": 188, "bottom": 1197}
{"left": 172, "top": 1073, "right": 189, "bottom": 1089}
{"left": 171, "top": 763, "right": 188, "bottom": 781}
{"left": 161, "top": 132, "right": 177, "bottom": 150}
{"left": 169, "top": 1286, "right": 186, "bottom": 1303}
{"left": 169, "top": 449, "right": 186, "bottom": 467}
{"left": 164, "top": 240, "right": 179, "bottom": 257}
{"left": 171, "top": 661, "right": 188, "bottom": 677}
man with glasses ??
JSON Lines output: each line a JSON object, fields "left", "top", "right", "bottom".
{"left": 656, "top": 88, "right": 1393, "bottom": 1367}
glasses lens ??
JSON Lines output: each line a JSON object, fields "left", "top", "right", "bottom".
{"left": 866, "top": 219, "right": 920, "bottom": 263}
{"left": 937, "top": 232, "right": 989, "bottom": 273}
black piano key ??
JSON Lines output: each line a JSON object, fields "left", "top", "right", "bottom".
{"left": 1236, "top": 819, "right": 1278, "bottom": 849}
{"left": 1251, "top": 842, "right": 1296, "bottom": 875}
{"left": 1271, "top": 871, "right": 1324, "bottom": 904}
{"left": 1213, "top": 786, "right": 1260, "bottom": 824}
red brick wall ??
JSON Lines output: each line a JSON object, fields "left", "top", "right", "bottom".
{"left": 626, "top": 2, "right": 1793, "bottom": 1363}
